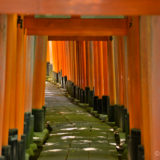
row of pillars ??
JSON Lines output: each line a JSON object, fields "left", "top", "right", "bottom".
{"left": 46, "top": 16, "right": 160, "bottom": 160}
{"left": 0, "top": 15, "right": 48, "bottom": 160}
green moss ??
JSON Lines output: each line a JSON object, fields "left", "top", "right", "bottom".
{"left": 33, "top": 129, "right": 49, "bottom": 146}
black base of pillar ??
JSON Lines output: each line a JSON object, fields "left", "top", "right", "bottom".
{"left": 114, "top": 105, "right": 120, "bottom": 126}
{"left": 0, "top": 156, "right": 5, "bottom": 160}
{"left": 32, "top": 108, "right": 44, "bottom": 132}
{"left": 18, "top": 139, "right": 25, "bottom": 160}
{"left": 89, "top": 90, "right": 94, "bottom": 107}
{"left": 49, "top": 64, "right": 53, "bottom": 77}
{"left": 80, "top": 89, "right": 85, "bottom": 103}
{"left": 53, "top": 71, "right": 58, "bottom": 83}
{"left": 67, "top": 81, "right": 73, "bottom": 95}
{"left": 119, "top": 106, "right": 127, "bottom": 132}
{"left": 21, "top": 134, "right": 26, "bottom": 155}
{"left": 62, "top": 76, "right": 67, "bottom": 88}
{"left": 46, "top": 62, "right": 50, "bottom": 76}
{"left": 128, "top": 129, "right": 141, "bottom": 160}
{"left": 84, "top": 87, "right": 90, "bottom": 104}
{"left": 78, "top": 87, "right": 81, "bottom": 100}
{"left": 24, "top": 112, "right": 32, "bottom": 148}
{"left": 102, "top": 96, "right": 110, "bottom": 114}
{"left": 97, "top": 99, "right": 103, "bottom": 114}
{"left": 42, "top": 105, "right": 46, "bottom": 120}
{"left": 72, "top": 85, "right": 76, "bottom": 98}
{"left": 2, "top": 145, "right": 11, "bottom": 160}
{"left": 58, "top": 71, "right": 62, "bottom": 84}
{"left": 70, "top": 82, "right": 74, "bottom": 97}
{"left": 108, "top": 105, "right": 115, "bottom": 122}
{"left": 75, "top": 86, "right": 79, "bottom": 99}
{"left": 93, "top": 96, "right": 98, "bottom": 111}
{"left": 9, "top": 129, "right": 18, "bottom": 160}
{"left": 125, "top": 112, "right": 130, "bottom": 137}
{"left": 138, "top": 145, "right": 144, "bottom": 160}
{"left": 61, "top": 77, "right": 64, "bottom": 88}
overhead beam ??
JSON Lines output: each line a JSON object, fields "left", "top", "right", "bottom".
{"left": 0, "top": 0, "right": 160, "bottom": 15}
{"left": 48, "top": 36, "right": 109, "bottom": 41}
{"left": 24, "top": 16, "right": 128, "bottom": 36}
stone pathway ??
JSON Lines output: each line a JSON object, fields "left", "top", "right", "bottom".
{"left": 38, "top": 82, "right": 118, "bottom": 160}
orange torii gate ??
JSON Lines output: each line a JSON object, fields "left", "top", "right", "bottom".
{"left": 0, "top": 10, "right": 160, "bottom": 160}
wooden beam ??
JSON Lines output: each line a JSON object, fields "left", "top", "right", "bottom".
{"left": 24, "top": 16, "right": 128, "bottom": 36}
{"left": 0, "top": 0, "right": 160, "bottom": 15}
{"left": 48, "top": 36, "right": 109, "bottom": 41}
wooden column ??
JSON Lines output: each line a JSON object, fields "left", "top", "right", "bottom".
{"left": 102, "top": 41, "right": 109, "bottom": 96}
{"left": 15, "top": 17, "right": 26, "bottom": 140}
{"left": 0, "top": 15, "right": 7, "bottom": 155}
{"left": 86, "top": 41, "right": 90, "bottom": 88}
{"left": 93, "top": 41, "right": 99, "bottom": 97}
{"left": 79, "top": 41, "right": 83, "bottom": 89}
{"left": 97, "top": 41, "right": 104, "bottom": 99}
{"left": 139, "top": 16, "right": 160, "bottom": 160}
{"left": 107, "top": 38, "right": 116, "bottom": 105}
{"left": 76, "top": 41, "right": 80, "bottom": 88}
{"left": 48, "top": 41, "right": 53, "bottom": 68}
{"left": 127, "top": 17, "right": 142, "bottom": 130}
{"left": 118, "top": 37, "right": 125, "bottom": 105}
{"left": 89, "top": 41, "right": 94, "bottom": 91}
{"left": 3, "top": 14, "right": 17, "bottom": 146}
{"left": 32, "top": 36, "right": 47, "bottom": 109}
{"left": 82, "top": 41, "right": 87, "bottom": 90}
{"left": 74, "top": 41, "right": 78, "bottom": 86}
{"left": 24, "top": 36, "right": 35, "bottom": 113}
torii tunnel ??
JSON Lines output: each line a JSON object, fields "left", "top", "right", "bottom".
{"left": 0, "top": 1, "right": 160, "bottom": 160}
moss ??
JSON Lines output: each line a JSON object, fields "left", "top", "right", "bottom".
{"left": 33, "top": 129, "right": 49, "bottom": 146}
{"left": 25, "top": 153, "right": 29, "bottom": 160}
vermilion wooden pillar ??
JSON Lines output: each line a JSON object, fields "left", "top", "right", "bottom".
{"left": 61, "top": 41, "right": 65, "bottom": 78}
{"left": 76, "top": 41, "right": 80, "bottom": 88}
{"left": 82, "top": 41, "right": 87, "bottom": 90}
{"left": 46, "top": 41, "right": 50, "bottom": 63}
{"left": 117, "top": 37, "right": 125, "bottom": 105}
{"left": 89, "top": 41, "right": 94, "bottom": 92}
{"left": 42, "top": 49, "right": 48, "bottom": 107}
{"left": 97, "top": 41, "right": 104, "bottom": 99}
{"left": 107, "top": 38, "right": 116, "bottom": 105}
{"left": 3, "top": 14, "right": 17, "bottom": 146}
{"left": 15, "top": 18, "right": 26, "bottom": 140}
{"left": 66, "top": 41, "right": 71, "bottom": 81}
{"left": 74, "top": 41, "right": 78, "bottom": 86}
{"left": 113, "top": 36, "right": 125, "bottom": 105}
{"left": 57, "top": 41, "right": 62, "bottom": 74}
{"left": 48, "top": 41, "right": 53, "bottom": 68}
{"left": 24, "top": 36, "right": 35, "bottom": 113}
{"left": 102, "top": 41, "right": 109, "bottom": 96}
{"left": 9, "top": 15, "right": 18, "bottom": 129}
{"left": 86, "top": 41, "right": 90, "bottom": 88}
{"left": 88, "top": 41, "right": 94, "bottom": 107}
{"left": 112, "top": 37, "right": 119, "bottom": 104}
{"left": 69, "top": 41, "right": 74, "bottom": 83}
{"left": 0, "top": 15, "right": 7, "bottom": 156}
{"left": 32, "top": 36, "right": 48, "bottom": 109}
{"left": 139, "top": 16, "right": 151, "bottom": 160}
{"left": 140, "top": 16, "right": 160, "bottom": 160}
{"left": 93, "top": 41, "right": 99, "bottom": 97}
{"left": 149, "top": 16, "right": 160, "bottom": 160}
{"left": 127, "top": 17, "right": 142, "bottom": 130}
{"left": 79, "top": 41, "right": 83, "bottom": 89}
{"left": 127, "top": 17, "right": 143, "bottom": 160}
{"left": 52, "top": 41, "right": 57, "bottom": 73}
